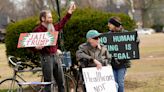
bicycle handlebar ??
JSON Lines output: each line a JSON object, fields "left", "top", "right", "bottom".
{"left": 8, "top": 56, "right": 41, "bottom": 72}
{"left": 8, "top": 56, "right": 19, "bottom": 66}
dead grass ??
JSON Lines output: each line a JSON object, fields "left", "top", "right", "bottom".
{"left": 0, "top": 44, "right": 41, "bottom": 86}
{"left": 125, "top": 33, "right": 164, "bottom": 92}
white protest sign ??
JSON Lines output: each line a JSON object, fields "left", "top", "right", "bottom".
{"left": 82, "top": 66, "right": 117, "bottom": 92}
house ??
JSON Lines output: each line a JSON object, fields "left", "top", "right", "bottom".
{"left": 0, "top": 13, "right": 10, "bottom": 34}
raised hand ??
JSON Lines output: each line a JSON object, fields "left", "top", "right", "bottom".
{"left": 68, "top": 1, "right": 76, "bottom": 14}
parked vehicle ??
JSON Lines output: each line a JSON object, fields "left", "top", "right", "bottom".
{"left": 162, "top": 27, "right": 164, "bottom": 33}
{"left": 0, "top": 33, "right": 5, "bottom": 43}
{"left": 135, "top": 28, "right": 155, "bottom": 35}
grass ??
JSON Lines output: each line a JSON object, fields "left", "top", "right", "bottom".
{"left": 125, "top": 33, "right": 164, "bottom": 92}
{"left": 0, "top": 33, "right": 164, "bottom": 92}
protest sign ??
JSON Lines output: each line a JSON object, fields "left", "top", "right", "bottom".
{"left": 82, "top": 66, "right": 117, "bottom": 92}
{"left": 100, "top": 31, "right": 139, "bottom": 60}
{"left": 17, "top": 32, "right": 58, "bottom": 48}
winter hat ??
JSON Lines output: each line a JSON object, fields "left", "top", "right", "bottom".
{"left": 108, "top": 18, "right": 122, "bottom": 27}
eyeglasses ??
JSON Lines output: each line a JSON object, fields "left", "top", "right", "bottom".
{"left": 92, "top": 37, "right": 99, "bottom": 40}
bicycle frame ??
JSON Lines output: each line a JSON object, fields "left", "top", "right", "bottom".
{"left": 2, "top": 55, "right": 77, "bottom": 92}
{"left": 11, "top": 67, "right": 42, "bottom": 92}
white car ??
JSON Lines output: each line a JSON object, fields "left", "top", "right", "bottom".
{"left": 135, "top": 28, "right": 155, "bottom": 35}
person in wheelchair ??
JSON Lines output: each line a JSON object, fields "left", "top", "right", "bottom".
{"left": 76, "top": 30, "right": 111, "bottom": 91}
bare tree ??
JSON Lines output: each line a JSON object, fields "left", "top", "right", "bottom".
{"left": 10, "top": 0, "right": 50, "bottom": 20}
{"left": 133, "top": 0, "right": 154, "bottom": 26}
{"left": 0, "top": 0, "right": 15, "bottom": 15}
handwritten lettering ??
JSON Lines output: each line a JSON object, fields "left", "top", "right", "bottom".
{"left": 83, "top": 71, "right": 114, "bottom": 83}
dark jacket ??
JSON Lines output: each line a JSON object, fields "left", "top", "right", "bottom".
{"left": 109, "top": 30, "right": 131, "bottom": 69}
{"left": 76, "top": 43, "right": 111, "bottom": 67}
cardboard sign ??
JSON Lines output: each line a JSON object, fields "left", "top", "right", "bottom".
{"left": 17, "top": 32, "right": 58, "bottom": 48}
{"left": 100, "top": 31, "right": 140, "bottom": 60}
{"left": 82, "top": 66, "right": 117, "bottom": 92}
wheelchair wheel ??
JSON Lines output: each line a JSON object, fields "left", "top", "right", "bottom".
{"left": 64, "top": 74, "right": 76, "bottom": 92}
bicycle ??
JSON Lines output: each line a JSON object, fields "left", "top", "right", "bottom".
{"left": 0, "top": 55, "right": 77, "bottom": 92}
{"left": 0, "top": 56, "right": 46, "bottom": 92}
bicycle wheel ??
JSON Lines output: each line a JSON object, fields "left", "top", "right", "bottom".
{"left": 0, "top": 78, "right": 22, "bottom": 92}
{"left": 64, "top": 74, "right": 76, "bottom": 92}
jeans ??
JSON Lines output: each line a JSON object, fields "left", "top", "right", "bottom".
{"left": 113, "top": 68, "right": 127, "bottom": 92}
{"left": 40, "top": 54, "right": 65, "bottom": 92}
